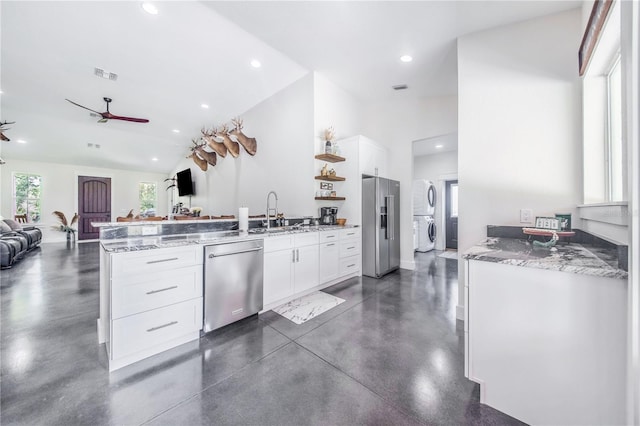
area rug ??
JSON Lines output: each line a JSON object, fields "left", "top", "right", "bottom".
{"left": 272, "top": 291, "right": 345, "bottom": 325}
{"left": 438, "top": 251, "right": 458, "bottom": 260}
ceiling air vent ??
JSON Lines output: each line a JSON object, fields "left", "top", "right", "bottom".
{"left": 94, "top": 67, "right": 118, "bottom": 81}
{"left": 392, "top": 84, "right": 408, "bottom": 91}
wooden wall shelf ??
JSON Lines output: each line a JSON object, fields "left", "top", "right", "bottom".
{"left": 314, "top": 175, "right": 345, "bottom": 182}
{"left": 315, "top": 153, "right": 346, "bottom": 163}
{"left": 315, "top": 196, "right": 346, "bottom": 201}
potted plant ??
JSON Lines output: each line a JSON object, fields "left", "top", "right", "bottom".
{"left": 52, "top": 211, "right": 79, "bottom": 241}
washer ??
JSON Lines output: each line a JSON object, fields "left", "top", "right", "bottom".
{"left": 415, "top": 215, "right": 436, "bottom": 252}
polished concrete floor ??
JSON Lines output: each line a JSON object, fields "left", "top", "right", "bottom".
{"left": 1, "top": 242, "right": 524, "bottom": 425}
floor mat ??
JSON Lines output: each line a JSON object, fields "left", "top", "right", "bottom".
{"left": 272, "top": 291, "right": 345, "bottom": 325}
{"left": 438, "top": 251, "right": 458, "bottom": 260}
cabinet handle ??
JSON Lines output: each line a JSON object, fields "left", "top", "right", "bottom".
{"left": 146, "top": 257, "right": 179, "bottom": 264}
{"left": 347, "top": 264, "right": 356, "bottom": 268}
{"left": 147, "top": 321, "right": 178, "bottom": 332}
{"left": 326, "top": 243, "right": 335, "bottom": 247}
{"left": 326, "top": 235, "right": 335, "bottom": 239}
{"left": 146, "top": 285, "right": 178, "bottom": 295}
{"left": 292, "top": 249, "right": 296, "bottom": 263}
{"left": 347, "top": 246, "right": 355, "bottom": 250}
{"left": 296, "top": 249, "right": 299, "bottom": 262}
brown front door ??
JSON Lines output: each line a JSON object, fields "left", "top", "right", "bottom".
{"left": 78, "top": 176, "right": 111, "bottom": 240}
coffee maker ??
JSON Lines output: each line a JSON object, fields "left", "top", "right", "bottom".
{"left": 320, "top": 207, "right": 338, "bottom": 225}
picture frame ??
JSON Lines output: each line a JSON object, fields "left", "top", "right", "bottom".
{"left": 330, "top": 190, "right": 337, "bottom": 197}
{"left": 534, "top": 216, "right": 561, "bottom": 231}
{"left": 555, "top": 213, "right": 572, "bottom": 231}
{"left": 320, "top": 182, "right": 333, "bottom": 190}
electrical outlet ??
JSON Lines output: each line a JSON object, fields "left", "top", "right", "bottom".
{"left": 520, "top": 209, "right": 533, "bottom": 224}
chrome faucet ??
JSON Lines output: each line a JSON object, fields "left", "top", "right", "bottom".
{"left": 266, "top": 191, "right": 278, "bottom": 229}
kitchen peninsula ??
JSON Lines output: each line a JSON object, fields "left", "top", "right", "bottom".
{"left": 96, "top": 218, "right": 361, "bottom": 372}
{"left": 464, "top": 234, "right": 627, "bottom": 425}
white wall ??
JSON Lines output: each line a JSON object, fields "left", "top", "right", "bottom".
{"left": 458, "top": 9, "right": 584, "bottom": 315}
{"left": 170, "top": 73, "right": 316, "bottom": 218}
{"left": 362, "top": 96, "right": 458, "bottom": 270}
{"left": 413, "top": 150, "right": 458, "bottom": 250}
{"left": 313, "top": 72, "right": 363, "bottom": 153}
{"left": 0, "top": 159, "right": 168, "bottom": 242}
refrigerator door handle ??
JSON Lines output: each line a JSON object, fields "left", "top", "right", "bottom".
{"left": 386, "top": 195, "right": 394, "bottom": 240}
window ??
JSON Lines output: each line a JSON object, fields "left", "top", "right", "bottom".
{"left": 139, "top": 182, "right": 157, "bottom": 216}
{"left": 450, "top": 183, "right": 458, "bottom": 218}
{"left": 13, "top": 173, "right": 42, "bottom": 222}
{"left": 606, "top": 54, "right": 622, "bottom": 201}
{"left": 581, "top": 0, "right": 624, "bottom": 204}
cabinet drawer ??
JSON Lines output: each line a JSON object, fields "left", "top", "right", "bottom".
{"left": 112, "top": 266, "right": 202, "bottom": 319}
{"left": 264, "top": 235, "right": 293, "bottom": 253}
{"left": 339, "top": 255, "right": 361, "bottom": 276}
{"left": 319, "top": 231, "right": 339, "bottom": 243}
{"left": 111, "top": 298, "right": 203, "bottom": 360}
{"left": 339, "top": 240, "right": 360, "bottom": 257}
{"left": 340, "top": 228, "right": 360, "bottom": 241}
{"left": 112, "top": 246, "right": 202, "bottom": 278}
{"left": 294, "top": 232, "right": 319, "bottom": 247}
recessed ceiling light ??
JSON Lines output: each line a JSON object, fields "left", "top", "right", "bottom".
{"left": 16, "top": 139, "right": 27, "bottom": 144}
{"left": 152, "top": 157, "right": 159, "bottom": 162}
{"left": 172, "top": 129, "right": 180, "bottom": 133}
{"left": 250, "top": 59, "right": 262, "bottom": 68}
{"left": 400, "top": 55, "right": 413, "bottom": 63}
{"left": 201, "top": 104, "right": 209, "bottom": 109}
{"left": 141, "top": 2, "right": 158, "bottom": 15}
{"left": 435, "top": 144, "right": 443, "bottom": 149}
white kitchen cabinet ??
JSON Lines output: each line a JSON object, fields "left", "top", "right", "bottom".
{"left": 358, "top": 136, "right": 388, "bottom": 178}
{"left": 294, "top": 243, "right": 319, "bottom": 292}
{"left": 100, "top": 244, "right": 204, "bottom": 372}
{"left": 263, "top": 238, "right": 295, "bottom": 306}
{"left": 319, "top": 241, "right": 339, "bottom": 284}
{"left": 466, "top": 259, "right": 627, "bottom": 425}
{"left": 263, "top": 232, "right": 319, "bottom": 307}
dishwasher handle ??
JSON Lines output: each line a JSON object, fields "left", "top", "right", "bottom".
{"left": 208, "top": 247, "right": 263, "bottom": 258}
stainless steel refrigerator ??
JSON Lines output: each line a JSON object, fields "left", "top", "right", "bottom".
{"left": 362, "top": 176, "right": 400, "bottom": 278}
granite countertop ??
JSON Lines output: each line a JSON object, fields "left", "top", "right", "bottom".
{"left": 464, "top": 237, "right": 627, "bottom": 280}
{"left": 101, "top": 225, "right": 358, "bottom": 253}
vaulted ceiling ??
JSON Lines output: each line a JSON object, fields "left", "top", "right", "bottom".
{"left": 0, "top": 1, "right": 581, "bottom": 173}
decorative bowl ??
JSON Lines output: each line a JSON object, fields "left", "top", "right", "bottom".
{"left": 336, "top": 218, "right": 347, "bottom": 226}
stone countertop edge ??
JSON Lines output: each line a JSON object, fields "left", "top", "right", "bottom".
{"left": 463, "top": 237, "right": 628, "bottom": 280}
{"left": 101, "top": 225, "right": 359, "bottom": 253}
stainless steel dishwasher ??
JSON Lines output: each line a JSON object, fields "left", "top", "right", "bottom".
{"left": 203, "top": 239, "right": 263, "bottom": 333}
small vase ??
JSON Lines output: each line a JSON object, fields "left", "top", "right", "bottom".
{"left": 325, "top": 140, "right": 332, "bottom": 154}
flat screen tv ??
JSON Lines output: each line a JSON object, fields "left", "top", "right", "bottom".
{"left": 176, "top": 168, "right": 194, "bottom": 196}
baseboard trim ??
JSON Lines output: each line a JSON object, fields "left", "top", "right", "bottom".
{"left": 456, "top": 304, "right": 465, "bottom": 321}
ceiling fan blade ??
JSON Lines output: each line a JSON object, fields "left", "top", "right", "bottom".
{"left": 108, "top": 115, "right": 149, "bottom": 123}
{"left": 65, "top": 98, "right": 102, "bottom": 115}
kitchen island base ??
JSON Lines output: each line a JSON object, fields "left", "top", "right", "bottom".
{"left": 466, "top": 259, "right": 627, "bottom": 425}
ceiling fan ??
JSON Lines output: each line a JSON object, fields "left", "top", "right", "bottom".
{"left": 65, "top": 97, "right": 149, "bottom": 123}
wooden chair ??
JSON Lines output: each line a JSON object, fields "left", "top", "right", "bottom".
{"left": 14, "top": 214, "right": 28, "bottom": 224}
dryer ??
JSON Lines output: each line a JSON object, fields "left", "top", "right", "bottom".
{"left": 413, "top": 179, "right": 436, "bottom": 216}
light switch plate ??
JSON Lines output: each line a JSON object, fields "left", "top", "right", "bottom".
{"left": 520, "top": 209, "right": 533, "bottom": 224}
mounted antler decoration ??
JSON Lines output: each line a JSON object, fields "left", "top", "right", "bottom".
{"left": 214, "top": 124, "right": 240, "bottom": 158}
{"left": 185, "top": 116, "right": 258, "bottom": 173}
{"left": 231, "top": 117, "right": 257, "bottom": 156}
{"left": 1, "top": 121, "right": 16, "bottom": 141}
{"left": 191, "top": 138, "right": 217, "bottom": 167}
{"left": 201, "top": 128, "right": 227, "bottom": 158}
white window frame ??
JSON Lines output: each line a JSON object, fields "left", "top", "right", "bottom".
{"left": 138, "top": 181, "right": 158, "bottom": 216}
{"left": 12, "top": 172, "right": 43, "bottom": 222}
